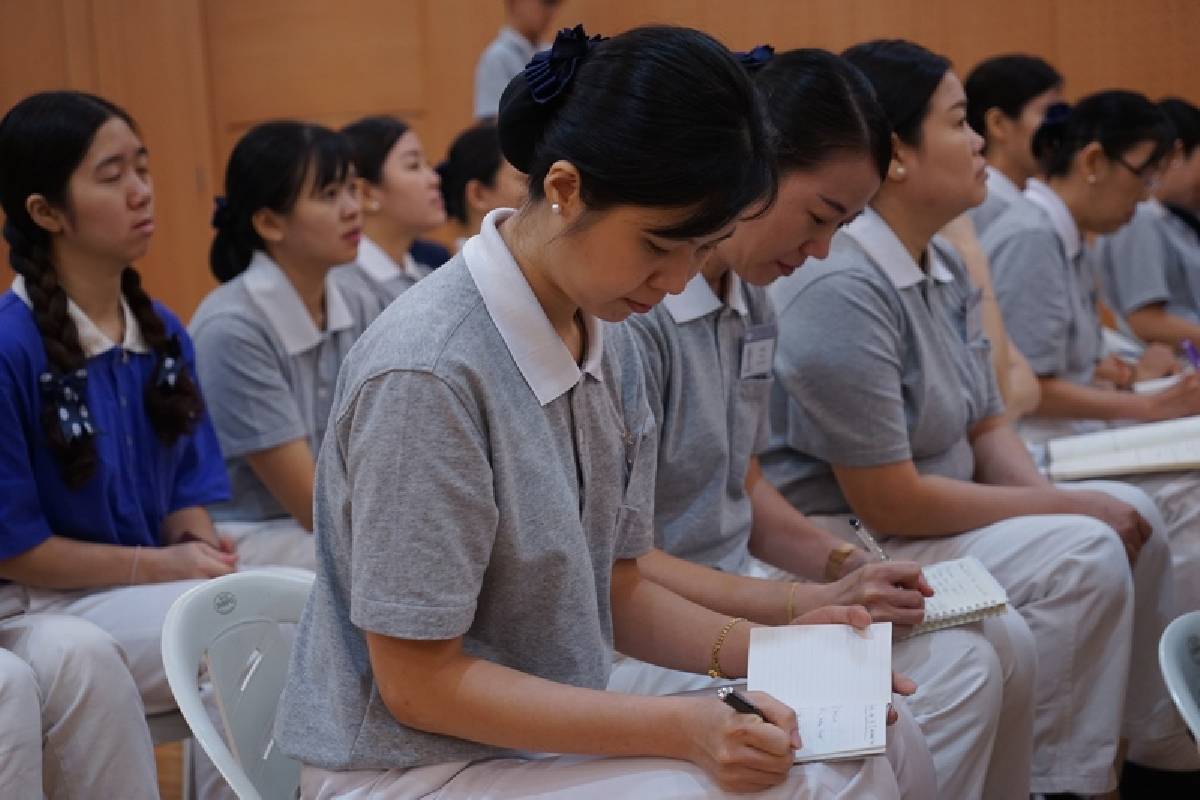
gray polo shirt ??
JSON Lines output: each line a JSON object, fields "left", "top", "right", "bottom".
{"left": 627, "top": 272, "right": 774, "bottom": 574}
{"left": 1096, "top": 198, "right": 1200, "bottom": 322}
{"left": 473, "top": 26, "right": 537, "bottom": 119}
{"left": 967, "top": 166, "right": 1025, "bottom": 236}
{"left": 276, "top": 209, "right": 657, "bottom": 771}
{"left": 331, "top": 236, "right": 423, "bottom": 324}
{"left": 761, "top": 208, "right": 1003, "bottom": 515}
{"left": 985, "top": 178, "right": 1103, "bottom": 384}
{"left": 189, "top": 251, "right": 372, "bottom": 522}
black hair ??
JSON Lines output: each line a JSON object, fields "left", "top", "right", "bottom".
{"left": 1032, "top": 90, "right": 1174, "bottom": 179}
{"left": 963, "top": 54, "right": 1063, "bottom": 148}
{"left": 841, "top": 39, "right": 951, "bottom": 147}
{"left": 210, "top": 121, "right": 353, "bottom": 282}
{"left": 1159, "top": 97, "right": 1200, "bottom": 156}
{"left": 755, "top": 48, "right": 892, "bottom": 180}
{"left": 436, "top": 122, "right": 507, "bottom": 224}
{"left": 497, "top": 24, "right": 775, "bottom": 239}
{"left": 341, "top": 115, "right": 410, "bottom": 185}
{"left": 0, "top": 91, "right": 205, "bottom": 488}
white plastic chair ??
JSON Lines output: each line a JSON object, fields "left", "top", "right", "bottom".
{"left": 1159, "top": 610, "right": 1200, "bottom": 742}
{"left": 162, "top": 569, "right": 314, "bottom": 800}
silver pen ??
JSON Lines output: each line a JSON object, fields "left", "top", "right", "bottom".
{"left": 849, "top": 517, "right": 889, "bottom": 562}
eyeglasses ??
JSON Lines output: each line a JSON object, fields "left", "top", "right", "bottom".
{"left": 1114, "top": 154, "right": 1162, "bottom": 189}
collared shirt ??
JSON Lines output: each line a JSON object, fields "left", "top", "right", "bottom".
{"left": 331, "top": 236, "right": 421, "bottom": 324}
{"left": 189, "top": 251, "right": 373, "bottom": 522}
{"left": 276, "top": 208, "right": 657, "bottom": 771}
{"left": 1096, "top": 198, "right": 1200, "bottom": 322}
{"left": 968, "top": 166, "right": 1027, "bottom": 236}
{"left": 473, "top": 26, "right": 539, "bottom": 119}
{"left": 628, "top": 271, "right": 773, "bottom": 573}
{"left": 0, "top": 279, "right": 228, "bottom": 561}
{"left": 984, "top": 180, "right": 1103, "bottom": 384}
{"left": 761, "top": 207, "right": 1002, "bottom": 515}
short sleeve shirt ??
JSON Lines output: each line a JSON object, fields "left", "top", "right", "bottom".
{"left": 331, "top": 236, "right": 430, "bottom": 326}
{"left": 761, "top": 208, "right": 1003, "bottom": 515}
{"left": 1096, "top": 199, "right": 1200, "bottom": 322}
{"left": 0, "top": 281, "right": 228, "bottom": 561}
{"left": 275, "top": 209, "right": 657, "bottom": 771}
{"left": 985, "top": 179, "right": 1103, "bottom": 384}
{"left": 189, "top": 251, "right": 373, "bottom": 522}
{"left": 473, "top": 27, "right": 537, "bottom": 118}
{"left": 626, "top": 272, "right": 774, "bottom": 573}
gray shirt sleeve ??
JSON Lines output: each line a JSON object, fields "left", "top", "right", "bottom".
{"left": 474, "top": 44, "right": 517, "bottom": 118}
{"left": 191, "top": 314, "right": 307, "bottom": 458}
{"left": 989, "top": 228, "right": 1073, "bottom": 377}
{"left": 1105, "top": 217, "right": 1171, "bottom": 315}
{"left": 775, "top": 271, "right": 912, "bottom": 468}
{"left": 342, "top": 369, "right": 498, "bottom": 639}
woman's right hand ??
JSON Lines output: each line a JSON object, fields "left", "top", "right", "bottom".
{"left": 825, "top": 561, "right": 932, "bottom": 629}
{"left": 683, "top": 693, "right": 799, "bottom": 793}
{"left": 1146, "top": 373, "right": 1200, "bottom": 421}
{"left": 144, "top": 541, "right": 238, "bottom": 583}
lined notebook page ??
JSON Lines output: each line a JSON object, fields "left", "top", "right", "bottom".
{"left": 748, "top": 623, "right": 891, "bottom": 763}
{"left": 907, "top": 557, "right": 1008, "bottom": 638}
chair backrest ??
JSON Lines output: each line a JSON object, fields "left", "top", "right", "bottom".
{"left": 1159, "top": 610, "right": 1200, "bottom": 741}
{"left": 162, "top": 569, "right": 314, "bottom": 800}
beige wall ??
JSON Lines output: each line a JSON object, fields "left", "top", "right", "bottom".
{"left": 2, "top": 0, "right": 1197, "bottom": 318}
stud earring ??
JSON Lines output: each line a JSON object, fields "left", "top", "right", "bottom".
{"left": 551, "top": 202, "right": 562, "bottom": 214}
{"left": 893, "top": 165, "right": 906, "bottom": 178}
{"left": 1087, "top": 174, "right": 1097, "bottom": 185}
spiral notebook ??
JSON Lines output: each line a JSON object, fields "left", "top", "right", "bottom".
{"left": 904, "top": 556, "right": 1008, "bottom": 639}
{"left": 1045, "top": 415, "right": 1200, "bottom": 481}
{"left": 748, "top": 623, "right": 892, "bottom": 763}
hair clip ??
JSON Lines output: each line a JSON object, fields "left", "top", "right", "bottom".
{"left": 210, "top": 196, "right": 231, "bottom": 230}
{"left": 39, "top": 369, "right": 94, "bottom": 444}
{"left": 524, "top": 24, "right": 607, "bottom": 105}
{"left": 155, "top": 334, "right": 186, "bottom": 391}
{"left": 735, "top": 44, "right": 775, "bottom": 73}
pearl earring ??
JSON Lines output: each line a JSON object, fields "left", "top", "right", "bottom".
{"left": 894, "top": 165, "right": 906, "bottom": 178}
{"left": 551, "top": 202, "right": 562, "bottom": 214}
{"left": 1087, "top": 174, "right": 1097, "bottom": 185}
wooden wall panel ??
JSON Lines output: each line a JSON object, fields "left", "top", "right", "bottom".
{"left": 2, "top": 0, "right": 1199, "bottom": 320}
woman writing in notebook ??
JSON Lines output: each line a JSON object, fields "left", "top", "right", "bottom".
{"left": 275, "top": 25, "right": 915, "bottom": 799}
{"left": 759, "top": 39, "right": 1200, "bottom": 796}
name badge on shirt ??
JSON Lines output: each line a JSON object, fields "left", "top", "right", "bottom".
{"left": 740, "top": 323, "right": 777, "bottom": 379}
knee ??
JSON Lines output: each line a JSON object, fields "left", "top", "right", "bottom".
{"left": 985, "top": 612, "right": 1037, "bottom": 703}
{"left": 0, "top": 649, "right": 38, "bottom": 700}
{"left": 23, "top": 616, "right": 129, "bottom": 688}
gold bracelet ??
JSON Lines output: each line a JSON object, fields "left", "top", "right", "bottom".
{"left": 708, "top": 617, "right": 746, "bottom": 679}
{"left": 785, "top": 582, "right": 800, "bottom": 624}
{"left": 824, "top": 543, "right": 857, "bottom": 582}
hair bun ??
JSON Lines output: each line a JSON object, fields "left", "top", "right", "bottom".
{"left": 1032, "top": 101, "right": 1072, "bottom": 162}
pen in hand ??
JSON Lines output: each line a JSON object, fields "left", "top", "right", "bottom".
{"left": 718, "top": 687, "right": 769, "bottom": 721}
{"left": 849, "top": 517, "right": 890, "bottom": 562}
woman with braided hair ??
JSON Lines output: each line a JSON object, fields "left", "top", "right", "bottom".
{"left": 0, "top": 90, "right": 235, "bottom": 796}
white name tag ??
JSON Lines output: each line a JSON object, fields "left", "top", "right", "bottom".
{"left": 740, "top": 323, "right": 777, "bottom": 379}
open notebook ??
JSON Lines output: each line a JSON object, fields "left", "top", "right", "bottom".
{"left": 1045, "top": 415, "right": 1200, "bottom": 481}
{"left": 748, "top": 623, "right": 891, "bottom": 763}
{"left": 905, "top": 557, "right": 1008, "bottom": 639}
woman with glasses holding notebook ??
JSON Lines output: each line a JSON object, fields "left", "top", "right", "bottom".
{"left": 759, "top": 39, "right": 1199, "bottom": 796}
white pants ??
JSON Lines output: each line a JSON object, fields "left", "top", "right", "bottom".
{"left": 0, "top": 612, "right": 158, "bottom": 800}
{"left": 219, "top": 518, "right": 317, "bottom": 571}
{"left": 609, "top": 563, "right": 1034, "bottom": 800}
{"left": 299, "top": 750, "right": 901, "bottom": 799}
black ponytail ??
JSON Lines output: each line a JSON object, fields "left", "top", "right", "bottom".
{"left": 1032, "top": 90, "right": 1174, "bottom": 179}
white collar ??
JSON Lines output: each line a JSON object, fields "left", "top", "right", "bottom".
{"left": 462, "top": 209, "right": 604, "bottom": 406}
{"left": 11, "top": 275, "right": 149, "bottom": 357}
{"left": 1024, "top": 178, "right": 1082, "bottom": 261}
{"left": 663, "top": 271, "right": 748, "bottom": 323}
{"left": 985, "top": 165, "right": 1024, "bottom": 203}
{"left": 356, "top": 236, "right": 423, "bottom": 285}
{"left": 242, "top": 251, "right": 354, "bottom": 356}
{"left": 1145, "top": 197, "right": 1168, "bottom": 219}
{"left": 498, "top": 26, "right": 538, "bottom": 60}
{"left": 842, "top": 207, "right": 955, "bottom": 289}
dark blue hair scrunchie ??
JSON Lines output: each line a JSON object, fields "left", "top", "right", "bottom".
{"left": 1041, "top": 102, "right": 1072, "bottom": 127}
{"left": 210, "top": 196, "right": 231, "bottom": 230}
{"left": 524, "top": 24, "right": 607, "bottom": 105}
{"left": 155, "top": 334, "right": 187, "bottom": 392}
{"left": 39, "top": 368, "right": 94, "bottom": 444}
{"left": 735, "top": 44, "right": 775, "bottom": 73}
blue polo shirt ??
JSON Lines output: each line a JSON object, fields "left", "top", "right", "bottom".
{"left": 0, "top": 283, "right": 230, "bottom": 561}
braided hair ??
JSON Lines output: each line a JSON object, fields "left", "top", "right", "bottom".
{"left": 0, "top": 91, "right": 203, "bottom": 488}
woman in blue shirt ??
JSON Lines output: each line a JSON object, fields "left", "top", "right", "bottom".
{"left": 0, "top": 90, "right": 233, "bottom": 796}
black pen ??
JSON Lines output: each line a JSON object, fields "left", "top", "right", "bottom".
{"left": 717, "top": 687, "right": 768, "bottom": 721}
